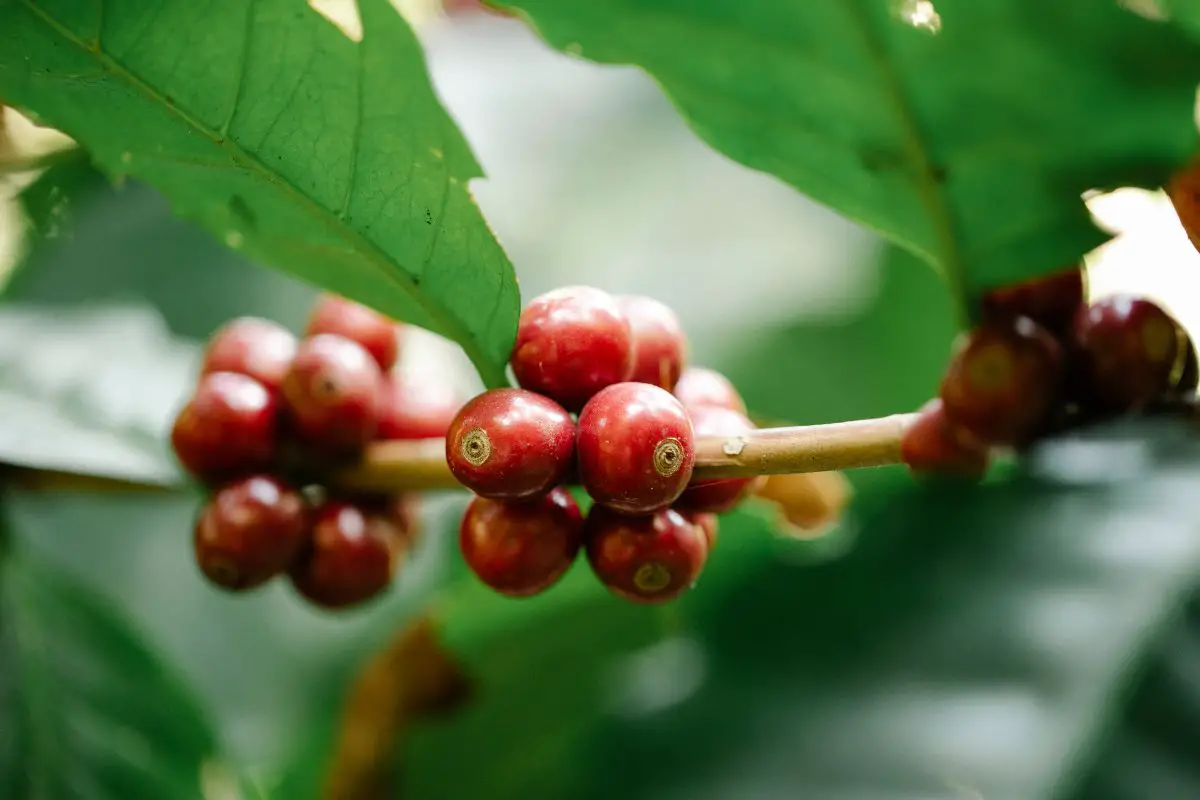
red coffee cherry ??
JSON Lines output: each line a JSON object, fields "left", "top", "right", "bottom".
{"left": 577, "top": 382, "right": 695, "bottom": 514}
{"left": 459, "top": 487, "right": 583, "bottom": 598}
{"left": 377, "top": 375, "right": 461, "bottom": 440}
{"left": 200, "top": 317, "right": 298, "bottom": 392}
{"left": 675, "top": 405, "right": 757, "bottom": 513}
{"left": 281, "top": 334, "right": 384, "bottom": 452}
{"left": 684, "top": 511, "right": 719, "bottom": 551}
{"left": 1071, "top": 295, "right": 1185, "bottom": 412}
{"left": 1175, "top": 330, "right": 1198, "bottom": 394}
{"left": 584, "top": 505, "right": 708, "bottom": 605}
{"left": 939, "top": 316, "right": 1062, "bottom": 446}
{"left": 446, "top": 388, "right": 575, "bottom": 501}
{"left": 193, "top": 475, "right": 309, "bottom": 591}
{"left": 510, "top": 286, "right": 634, "bottom": 411}
{"left": 900, "top": 398, "right": 990, "bottom": 478}
{"left": 617, "top": 295, "right": 687, "bottom": 392}
{"left": 306, "top": 293, "right": 401, "bottom": 372}
{"left": 673, "top": 367, "right": 746, "bottom": 414}
{"left": 289, "top": 499, "right": 406, "bottom": 610}
{"left": 171, "top": 372, "right": 279, "bottom": 481}
{"left": 980, "top": 266, "right": 1086, "bottom": 335}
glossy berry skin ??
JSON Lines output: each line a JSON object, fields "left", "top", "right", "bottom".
{"left": 939, "top": 316, "right": 1062, "bottom": 446}
{"left": 673, "top": 367, "right": 746, "bottom": 414}
{"left": 306, "top": 293, "right": 401, "bottom": 372}
{"left": 618, "top": 295, "right": 687, "bottom": 392}
{"left": 675, "top": 405, "right": 757, "bottom": 513}
{"left": 900, "top": 399, "right": 990, "bottom": 478}
{"left": 446, "top": 388, "right": 575, "bottom": 501}
{"left": 289, "top": 499, "right": 405, "bottom": 610}
{"left": 171, "top": 372, "right": 279, "bottom": 481}
{"left": 377, "top": 376, "right": 461, "bottom": 440}
{"left": 685, "top": 512, "right": 719, "bottom": 552}
{"left": 584, "top": 505, "right": 708, "bottom": 605}
{"left": 511, "top": 286, "right": 634, "bottom": 411}
{"left": 1072, "top": 295, "right": 1184, "bottom": 412}
{"left": 201, "top": 317, "right": 298, "bottom": 393}
{"left": 577, "top": 382, "right": 695, "bottom": 514}
{"left": 193, "top": 475, "right": 309, "bottom": 591}
{"left": 980, "top": 266, "right": 1086, "bottom": 335}
{"left": 282, "top": 334, "right": 384, "bottom": 452}
{"left": 459, "top": 488, "right": 583, "bottom": 598}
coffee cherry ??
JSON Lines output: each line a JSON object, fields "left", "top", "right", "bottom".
{"left": 675, "top": 405, "right": 757, "bottom": 513}
{"left": 618, "top": 295, "right": 687, "bottom": 392}
{"left": 200, "top": 317, "right": 298, "bottom": 392}
{"left": 1071, "top": 295, "right": 1183, "bottom": 412}
{"left": 459, "top": 487, "right": 583, "bottom": 598}
{"left": 754, "top": 471, "right": 850, "bottom": 537}
{"left": 1175, "top": 331, "right": 1198, "bottom": 394}
{"left": 306, "top": 293, "right": 401, "bottom": 372}
{"left": 584, "top": 505, "right": 708, "bottom": 604}
{"left": 980, "top": 267, "right": 1086, "bottom": 335}
{"left": 282, "top": 334, "right": 384, "bottom": 452}
{"left": 172, "top": 372, "right": 279, "bottom": 481}
{"left": 900, "top": 399, "right": 990, "bottom": 478}
{"left": 511, "top": 286, "right": 634, "bottom": 411}
{"left": 446, "top": 388, "right": 575, "bottom": 501}
{"left": 193, "top": 475, "right": 309, "bottom": 591}
{"left": 939, "top": 316, "right": 1061, "bottom": 446}
{"left": 377, "top": 375, "right": 461, "bottom": 440}
{"left": 673, "top": 367, "right": 746, "bottom": 414}
{"left": 577, "top": 382, "right": 695, "bottom": 514}
{"left": 685, "top": 511, "right": 719, "bottom": 551}
{"left": 289, "top": 499, "right": 406, "bottom": 610}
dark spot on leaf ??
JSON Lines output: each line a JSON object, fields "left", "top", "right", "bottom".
{"left": 931, "top": 165, "right": 949, "bottom": 184}
{"left": 228, "top": 195, "right": 257, "bottom": 231}
{"left": 424, "top": 209, "right": 433, "bottom": 225}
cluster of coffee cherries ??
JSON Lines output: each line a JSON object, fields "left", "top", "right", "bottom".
{"left": 448, "top": 286, "right": 760, "bottom": 605}
{"left": 900, "top": 266, "right": 1198, "bottom": 476}
{"left": 169, "top": 294, "right": 460, "bottom": 610}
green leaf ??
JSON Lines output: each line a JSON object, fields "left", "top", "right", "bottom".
{"left": 499, "top": 0, "right": 1200, "bottom": 316}
{"left": 0, "top": 0, "right": 519, "bottom": 387}
{"left": 404, "top": 419, "right": 1200, "bottom": 799}
{"left": 0, "top": 529, "right": 218, "bottom": 798}
{"left": 0, "top": 302, "right": 191, "bottom": 486}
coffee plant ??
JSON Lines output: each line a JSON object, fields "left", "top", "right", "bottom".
{"left": 5, "top": 1, "right": 1200, "bottom": 798}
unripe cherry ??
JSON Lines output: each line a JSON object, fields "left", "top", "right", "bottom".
{"left": 675, "top": 405, "right": 757, "bottom": 513}
{"left": 673, "top": 367, "right": 746, "bottom": 414}
{"left": 510, "top": 286, "right": 634, "bottom": 411}
{"left": 446, "top": 388, "right": 575, "bottom": 501}
{"left": 306, "top": 293, "right": 401, "bottom": 372}
{"left": 584, "top": 505, "right": 708, "bottom": 605}
{"left": 171, "top": 371, "right": 278, "bottom": 481}
{"left": 200, "top": 317, "right": 298, "bottom": 392}
{"left": 281, "top": 334, "right": 384, "bottom": 452}
{"left": 618, "top": 294, "right": 687, "bottom": 391}
{"left": 459, "top": 488, "right": 583, "bottom": 598}
{"left": 577, "top": 382, "right": 695, "bottom": 514}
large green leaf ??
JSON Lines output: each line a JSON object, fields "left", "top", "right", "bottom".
{"left": 403, "top": 419, "right": 1200, "bottom": 799}
{"left": 0, "top": 0, "right": 519, "bottom": 387}
{"left": 499, "top": 0, "right": 1200, "bottom": 316}
{"left": 0, "top": 527, "right": 218, "bottom": 799}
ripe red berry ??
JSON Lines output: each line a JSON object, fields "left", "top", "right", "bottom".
{"left": 1071, "top": 295, "right": 1184, "bottom": 412}
{"left": 1175, "top": 331, "right": 1198, "bottom": 394}
{"left": 675, "top": 405, "right": 757, "bottom": 513}
{"left": 673, "top": 367, "right": 746, "bottom": 414}
{"left": 685, "top": 511, "right": 719, "bottom": 551}
{"left": 193, "top": 475, "right": 309, "bottom": 591}
{"left": 511, "top": 286, "right": 634, "bottom": 411}
{"left": 900, "top": 398, "right": 990, "bottom": 478}
{"left": 171, "top": 372, "right": 279, "bottom": 481}
{"left": 617, "top": 295, "right": 687, "bottom": 391}
{"left": 282, "top": 334, "right": 384, "bottom": 452}
{"left": 939, "top": 317, "right": 1061, "bottom": 446}
{"left": 980, "top": 266, "right": 1086, "bottom": 335}
{"left": 577, "top": 382, "right": 695, "bottom": 514}
{"left": 459, "top": 488, "right": 583, "bottom": 598}
{"left": 446, "top": 388, "right": 575, "bottom": 501}
{"left": 289, "top": 499, "right": 405, "bottom": 610}
{"left": 584, "top": 505, "right": 708, "bottom": 605}
{"left": 200, "top": 317, "right": 298, "bottom": 392}
{"left": 306, "top": 293, "right": 401, "bottom": 372}
{"left": 377, "top": 375, "right": 461, "bottom": 440}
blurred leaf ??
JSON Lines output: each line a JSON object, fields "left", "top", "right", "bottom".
{"left": 402, "top": 418, "right": 1200, "bottom": 799}
{"left": 0, "top": 524, "right": 218, "bottom": 799}
{"left": 500, "top": 0, "right": 1200, "bottom": 315}
{"left": 0, "top": 0, "right": 519, "bottom": 387}
{"left": 1163, "top": 1, "right": 1200, "bottom": 40}
{"left": 0, "top": 302, "right": 192, "bottom": 486}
